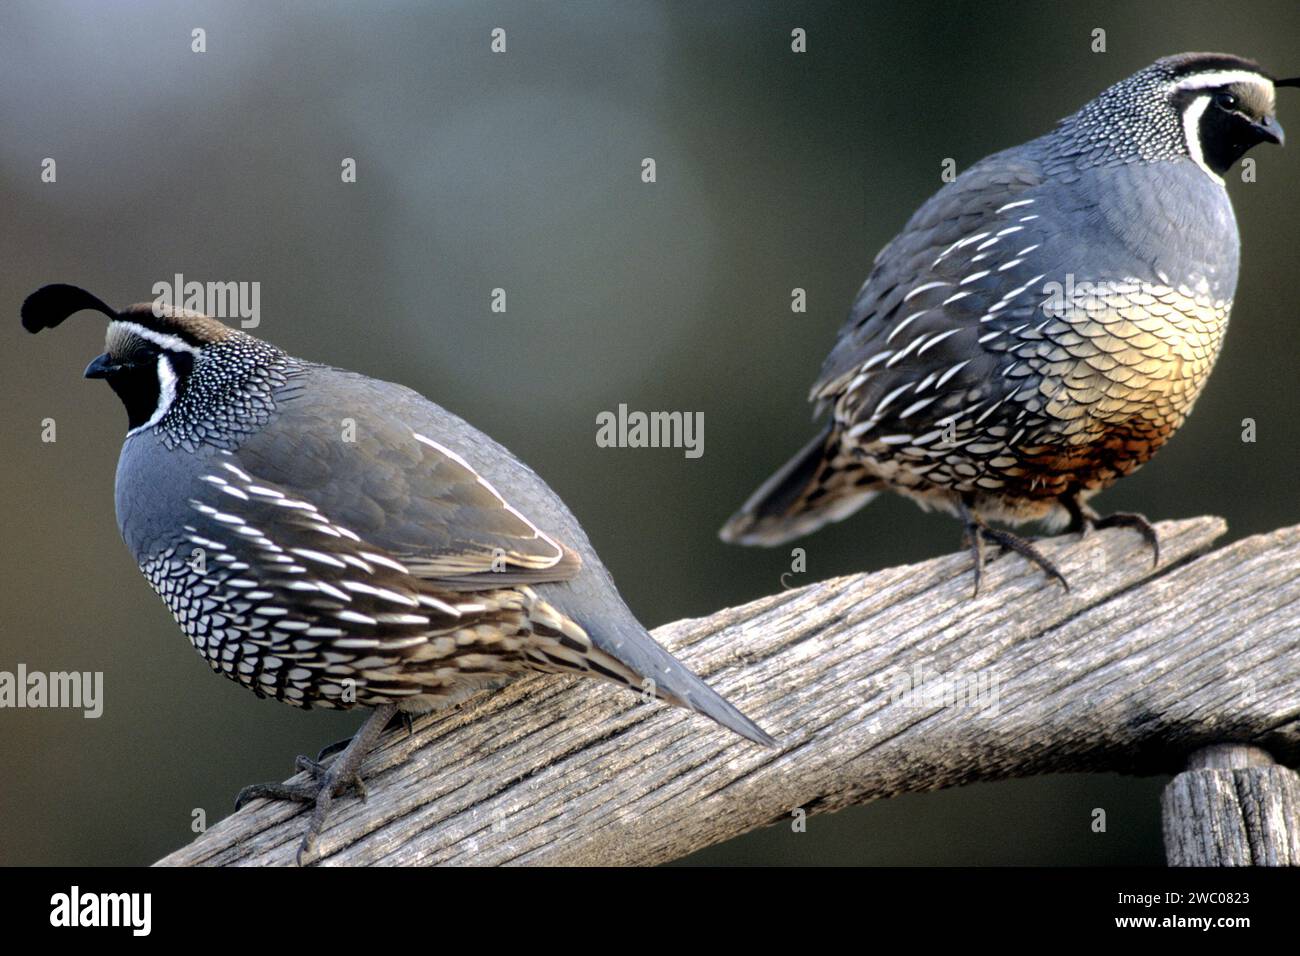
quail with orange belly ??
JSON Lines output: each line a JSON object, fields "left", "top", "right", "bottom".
{"left": 23, "top": 284, "right": 774, "bottom": 864}
{"left": 722, "top": 54, "right": 1296, "bottom": 593}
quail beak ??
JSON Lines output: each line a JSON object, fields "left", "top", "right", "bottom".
{"left": 1253, "top": 114, "right": 1285, "bottom": 147}
{"left": 83, "top": 352, "right": 117, "bottom": 379}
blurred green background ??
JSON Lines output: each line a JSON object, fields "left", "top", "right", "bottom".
{"left": 2, "top": 0, "right": 1297, "bottom": 866}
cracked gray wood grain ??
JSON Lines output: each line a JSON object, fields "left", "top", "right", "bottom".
{"left": 155, "top": 516, "right": 1300, "bottom": 866}
{"left": 1163, "top": 744, "right": 1300, "bottom": 865}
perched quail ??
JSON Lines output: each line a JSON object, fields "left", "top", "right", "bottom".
{"left": 722, "top": 53, "right": 1295, "bottom": 592}
{"left": 23, "top": 284, "right": 774, "bottom": 863}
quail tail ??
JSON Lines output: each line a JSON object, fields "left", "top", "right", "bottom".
{"left": 575, "top": 609, "right": 776, "bottom": 747}
{"left": 671, "top": 674, "right": 776, "bottom": 748}
{"left": 520, "top": 587, "right": 775, "bottom": 746}
{"left": 719, "top": 423, "right": 882, "bottom": 547}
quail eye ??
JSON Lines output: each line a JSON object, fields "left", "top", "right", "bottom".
{"left": 1215, "top": 91, "right": 1239, "bottom": 110}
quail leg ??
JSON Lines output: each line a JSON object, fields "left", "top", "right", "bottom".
{"left": 234, "top": 702, "right": 397, "bottom": 865}
{"left": 1063, "top": 497, "right": 1160, "bottom": 567}
{"left": 313, "top": 708, "right": 414, "bottom": 763}
{"left": 958, "top": 499, "right": 1069, "bottom": 596}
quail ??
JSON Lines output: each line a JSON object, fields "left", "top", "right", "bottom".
{"left": 22, "top": 284, "right": 774, "bottom": 863}
{"left": 722, "top": 53, "right": 1296, "bottom": 593}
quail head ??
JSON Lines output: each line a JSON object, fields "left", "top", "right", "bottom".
{"left": 721, "top": 53, "right": 1296, "bottom": 593}
{"left": 23, "top": 284, "right": 774, "bottom": 863}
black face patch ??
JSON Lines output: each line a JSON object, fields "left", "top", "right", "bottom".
{"left": 103, "top": 354, "right": 167, "bottom": 433}
{"left": 1197, "top": 82, "right": 1281, "bottom": 173}
{"left": 1169, "top": 74, "right": 1281, "bottom": 176}
{"left": 96, "top": 324, "right": 199, "bottom": 433}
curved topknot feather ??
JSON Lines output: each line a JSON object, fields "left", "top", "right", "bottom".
{"left": 21, "top": 284, "right": 118, "bottom": 333}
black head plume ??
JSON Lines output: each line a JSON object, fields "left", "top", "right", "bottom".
{"left": 22, "top": 283, "right": 237, "bottom": 348}
{"left": 22, "top": 282, "right": 275, "bottom": 438}
{"left": 1276, "top": 76, "right": 1300, "bottom": 89}
{"left": 21, "top": 284, "right": 118, "bottom": 333}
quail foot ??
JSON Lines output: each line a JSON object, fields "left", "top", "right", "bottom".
{"left": 23, "top": 284, "right": 775, "bottom": 864}
{"left": 722, "top": 54, "right": 1296, "bottom": 594}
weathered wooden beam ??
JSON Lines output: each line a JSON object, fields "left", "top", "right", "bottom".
{"left": 1162, "top": 744, "right": 1300, "bottom": 866}
{"left": 155, "top": 516, "right": 1300, "bottom": 866}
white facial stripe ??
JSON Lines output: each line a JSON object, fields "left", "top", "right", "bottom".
{"left": 111, "top": 321, "right": 200, "bottom": 355}
{"left": 127, "top": 355, "right": 179, "bottom": 437}
{"left": 1172, "top": 70, "right": 1273, "bottom": 93}
{"left": 1181, "top": 94, "right": 1224, "bottom": 187}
